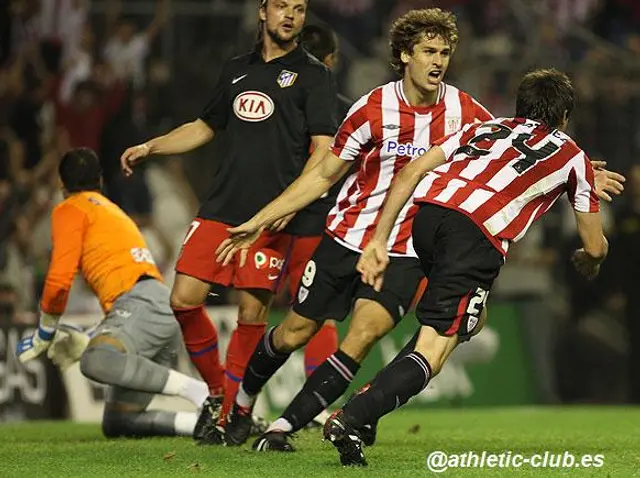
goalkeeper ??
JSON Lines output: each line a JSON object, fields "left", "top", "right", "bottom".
{"left": 16, "top": 148, "right": 220, "bottom": 440}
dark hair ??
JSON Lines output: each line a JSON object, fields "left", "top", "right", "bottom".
{"left": 59, "top": 148, "right": 102, "bottom": 193}
{"left": 389, "top": 8, "right": 459, "bottom": 76}
{"left": 300, "top": 24, "right": 337, "bottom": 62}
{"left": 515, "top": 68, "right": 574, "bottom": 128}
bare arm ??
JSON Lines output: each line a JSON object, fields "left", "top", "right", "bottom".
{"left": 372, "top": 146, "right": 447, "bottom": 243}
{"left": 571, "top": 211, "right": 609, "bottom": 280}
{"left": 253, "top": 149, "right": 351, "bottom": 227}
{"left": 575, "top": 211, "right": 608, "bottom": 260}
{"left": 267, "top": 134, "right": 334, "bottom": 231}
{"left": 120, "top": 120, "right": 214, "bottom": 175}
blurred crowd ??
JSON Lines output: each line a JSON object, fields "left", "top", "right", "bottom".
{"left": 0, "top": 0, "right": 638, "bottom": 403}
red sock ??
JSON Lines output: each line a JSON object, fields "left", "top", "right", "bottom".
{"left": 173, "top": 305, "right": 224, "bottom": 396}
{"left": 304, "top": 323, "right": 339, "bottom": 377}
{"left": 221, "top": 322, "right": 267, "bottom": 423}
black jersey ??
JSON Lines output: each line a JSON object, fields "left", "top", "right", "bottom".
{"left": 197, "top": 45, "right": 338, "bottom": 230}
{"left": 288, "top": 93, "right": 354, "bottom": 236}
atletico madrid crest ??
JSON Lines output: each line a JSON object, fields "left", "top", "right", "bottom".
{"left": 277, "top": 70, "right": 298, "bottom": 88}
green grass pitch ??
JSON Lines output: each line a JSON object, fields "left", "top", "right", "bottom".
{"left": 1, "top": 407, "right": 639, "bottom": 477}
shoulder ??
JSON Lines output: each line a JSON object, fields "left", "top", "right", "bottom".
{"left": 52, "top": 197, "right": 88, "bottom": 225}
{"left": 298, "top": 51, "right": 333, "bottom": 83}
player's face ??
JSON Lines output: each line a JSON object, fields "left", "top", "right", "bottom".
{"left": 261, "top": 0, "right": 307, "bottom": 45}
{"left": 402, "top": 34, "right": 452, "bottom": 93}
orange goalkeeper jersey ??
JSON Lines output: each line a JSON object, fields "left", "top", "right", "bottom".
{"left": 40, "top": 191, "right": 162, "bottom": 315}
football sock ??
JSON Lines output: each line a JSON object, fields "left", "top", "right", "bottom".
{"left": 173, "top": 305, "right": 224, "bottom": 396}
{"left": 343, "top": 351, "right": 432, "bottom": 428}
{"left": 281, "top": 349, "right": 359, "bottom": 431}
{"left": 221, "top": 322, "right": 267, "bottom": 420}
{"left": 237, "top": 327, "right": 291, "bottom": 407}
{"left": 303, "top": 322, "right": 338, "bottom": 377}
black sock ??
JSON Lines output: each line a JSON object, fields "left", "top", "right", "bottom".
{"left": 282, "top": 349, "right": 360, "bottom": 431}
{"left": 242, "top": 327, "right": 290, "bottom": 397}
{"left": 367, "top": 328, "right": 421, "bottom": 389}
{"left": 343, "top": 351, "right": 432, "bottom": 428}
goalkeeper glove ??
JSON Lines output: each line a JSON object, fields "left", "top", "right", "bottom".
{"left": 16, "top": 311, "right": 60, "bottom": 363}
{"left": 47, "top": 324, "right": 91, "bottom": 371}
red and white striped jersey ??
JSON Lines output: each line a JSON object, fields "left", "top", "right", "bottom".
{"left": 326, "top": 80, "right": 493, "bottom": 256}
{"left": 414, "top": 117, "right": 599, "bottom": 255}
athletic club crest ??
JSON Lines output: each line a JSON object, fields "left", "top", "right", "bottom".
{"left": 277, "top": 70, "right": 298, "bottom": 88}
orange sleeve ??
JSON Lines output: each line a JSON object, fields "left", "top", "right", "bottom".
{"left": 40, "top": 203, "right": 86, "bottom": 315}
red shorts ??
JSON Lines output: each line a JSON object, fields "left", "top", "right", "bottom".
{"left": 280, "top": 235, "right": 323, "bottom": 300}
{"left": 175, "top": 218, "right": 292, "bottom": 292}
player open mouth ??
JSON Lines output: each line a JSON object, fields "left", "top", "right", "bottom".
{"left": 282, "top": 22, "right": 294, "bottom": 33}
{"left": 427, "top": 70, "right": 442, "bottom": 83}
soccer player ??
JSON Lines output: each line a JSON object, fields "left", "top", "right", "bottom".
{"left": 216, "top": 9, "right": 495, "bottom": 450}
{"left": 119, "top": 0, "right": 337, "bottom": 439}
{"left": 16, "top": 148, "right": 219, "bottom": 440}
{"left": 325, "top": 69, "right": 624, "bottom": 466}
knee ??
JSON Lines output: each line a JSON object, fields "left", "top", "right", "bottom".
{"left": 80, "top": 345, "right": 121, "bottom": 384}
{"left": 343, "top": 321, "right": 390, "bottom": 354}
{"left": 274, "top": 316, "right": 319, "bottom": 353}
{"left": 237, "top": 301, "right": 266, "bottom": 325}
{"left": 170, "top": 289, "right": 200, "bottom": 310}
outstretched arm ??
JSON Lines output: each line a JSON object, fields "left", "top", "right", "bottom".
{"left": 214, "top": 150, "right": 351, "bottom": 266}
{"left": 120, "top": 120, "right": 214, "bottom": 176}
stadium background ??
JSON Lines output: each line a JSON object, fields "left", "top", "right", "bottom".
{"left": 0, "top": 0, "right": 639, "bottom": 423}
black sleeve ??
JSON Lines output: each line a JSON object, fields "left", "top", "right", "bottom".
{"left": 200, "top": 60, "right": 232, "bottom": 130}
{"left": 304, "top": 67, "right": 339, "bottom": 137}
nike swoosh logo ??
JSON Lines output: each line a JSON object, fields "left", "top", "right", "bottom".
{"left": 232, "top": 74, "right": 248, "bottom": 85}
{"left": 268, "top": 274, "right": 280, "bottom": 280}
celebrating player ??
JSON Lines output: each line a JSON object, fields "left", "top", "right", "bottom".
{"left": 216, "top": 9, "right": 496, "bottom": 450}
{"left": 16, "top": 148, "right": 219, "bottom": 440}
{"left": 119, "top": 0, "right": 338, "bottom": 441}
{"left": 325, "top": 68, "right": 625, "bottom": 466}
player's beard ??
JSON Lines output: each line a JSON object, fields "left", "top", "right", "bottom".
{"left": 265, "top": 25, "right": 298, "bottom": 48}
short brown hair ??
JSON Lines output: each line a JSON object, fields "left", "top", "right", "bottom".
{"left": 389, "top": 8, "right": 459, "bottom": 76}
{"left": 515, "top": 68, "right": 574, "bottom": 128}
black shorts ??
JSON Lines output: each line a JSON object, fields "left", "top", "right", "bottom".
{"left": 412, "top": 203, "right": 505, "bottom": 342}
{"left": 292, "top": 234, "right": 423, "bottom": 324}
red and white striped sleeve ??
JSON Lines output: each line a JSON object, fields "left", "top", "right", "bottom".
{"left": 432, "top": 122, "right": 479, "bottom": 160}
{"left": 330, "top": 91, "right": 373, "bottom": 162}
{"left": 472, "top": 97, "right": 494, "bottom": 122}
{"left": 567, "top": 151, "right": 600, "bottom": 213}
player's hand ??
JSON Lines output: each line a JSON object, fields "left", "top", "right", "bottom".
{"left": 47, "top": 324, "right": 91, "bottom": 371}
{"left": 120, "top": 143, "right": 151, "bottom": 177}
{"left": 16, "top": 313, "right": 59, "bottom": 363}
{"left": 591, "top": 161, "right": 625, "bottom": 202}
{"left": 216, "top": 220, "right": 264, "bottom": 267}
{"left": 571, "top": 248, "right": 601, "bottom": 281}
{"left": 268, "top": 213, "right": 295, "bottom": 232}
{"left": 357, "top": 239, "right": 389, "bottom": 292}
